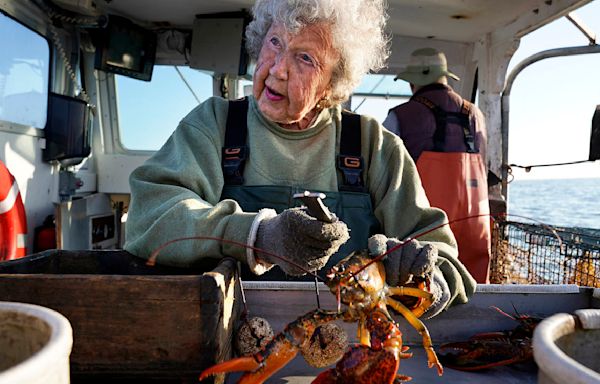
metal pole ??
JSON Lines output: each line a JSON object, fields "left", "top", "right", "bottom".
{"left": 500, "top": 44, "right": 600, "bottom": 199}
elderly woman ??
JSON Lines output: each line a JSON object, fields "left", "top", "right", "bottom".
{"left": 124, "top": 0, "right": 476, "bottom": 318}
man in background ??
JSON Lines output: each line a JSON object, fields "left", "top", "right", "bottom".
{"left": 383, "top": 47, "right": 491, "bottom": 283}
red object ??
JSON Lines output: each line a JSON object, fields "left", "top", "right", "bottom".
{"left": 0, "top": 160, "right": 28, "bottom": 260}
{"left": 34, "top": 215, "right": 57, "bottom": 252}
{"left": 416, "top": 151, "right": 491, "bottom": 283}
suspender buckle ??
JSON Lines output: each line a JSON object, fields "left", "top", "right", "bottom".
{"left": 412, "top": 96, "right": 479, "bottom": 154}
{"left": 222, "top": 146, "right": 248, "bottom": 185}
{"left": 337, "top": 154, "right": 365, "bottom": 192}
{"left": 464, "top": 133, "right": 477, "bottom": 153}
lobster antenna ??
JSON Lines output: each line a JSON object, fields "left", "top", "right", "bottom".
{"left": 497, "top": 212, "right": 564, "bottom": 252}
{"left": 147, "top": 235, "right": 326, "bottom": 282}
{"left": 336, "top": 284, "right": 341, "bottom": 313}
{"left": 348, "top": 212, "right": 564, "bottom": 280}
{"left": 490, "top": 305, "right": 516, "bottom": 320}
{"left": 237, "top": 261, "right": 249, "bottom": 318}
{"left": 510, "top": 302, "right": 523, "bottom": 319}
{"left": 314, "top": 275, "right": 321, "bottom": 309}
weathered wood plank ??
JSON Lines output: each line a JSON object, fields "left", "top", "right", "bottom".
{"left": 0, "top": 251, "right": 241, "bottom": 384}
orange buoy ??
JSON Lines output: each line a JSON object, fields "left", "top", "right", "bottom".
{"left": 0, "top": 160, "right": 27, "bottom": 260}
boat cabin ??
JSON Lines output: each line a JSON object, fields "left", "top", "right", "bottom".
{"left": 1, "top": 0, "right": 598, "bottom": 256}
{"left": 0, "top": 0, "right": 599, "bottom": 383}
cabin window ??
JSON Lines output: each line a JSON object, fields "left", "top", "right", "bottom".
{"left": 0, "top": 12, "right": 50, "bottom": 129}
{"left": 350, "top": 74, "right": 411, "bottom": 122}
{"left": 116, "top": 65, "right": 213, "bottom": 151}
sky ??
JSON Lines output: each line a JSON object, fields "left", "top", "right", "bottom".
{"left": 505, "top": 0, "right": 600, "bottom": 180}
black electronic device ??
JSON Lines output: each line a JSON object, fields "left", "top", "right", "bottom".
{"left": 190, "top": 11, "right": 251, "bottom": 76}
{"left": 590, "top": 105, "right": 600, "bottom": 161}
{"left": 43, "top": 93, "right": 91, "bottom": 166}
{"left": 93, "top": 15, "right": 156, "bottom": 81}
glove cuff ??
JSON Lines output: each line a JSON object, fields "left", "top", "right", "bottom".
{"left": 246, "top": 208, "right": 277, "bottom": 275}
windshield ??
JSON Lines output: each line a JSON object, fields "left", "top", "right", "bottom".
{"left": 116, "top": 65, "right": 212, "bottom": 150}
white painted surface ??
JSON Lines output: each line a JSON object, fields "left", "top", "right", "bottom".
{"left": 0, "top": 302, "right": 73, "bottom": 384}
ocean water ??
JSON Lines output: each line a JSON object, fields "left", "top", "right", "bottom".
{"left": 507, "top": 178, "right": 600, "bottom": 229}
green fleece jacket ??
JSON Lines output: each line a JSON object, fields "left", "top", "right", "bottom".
{"left": 124, "top": 96, "right": 476, "bottom": 306}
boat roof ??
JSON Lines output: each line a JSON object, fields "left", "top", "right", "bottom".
{"left": 101, "top": 0, "right": 591, "bottom": 42}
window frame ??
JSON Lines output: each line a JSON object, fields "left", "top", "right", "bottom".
{"left": 104, "top": 65, "right": 216, "bottom": 154}
{"left": 0, "top": 9, "right": 51, "bottom": 137}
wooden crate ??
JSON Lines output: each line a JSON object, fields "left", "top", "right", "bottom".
{"left": 0, "top": 250, "right": 241, "bottom": 384}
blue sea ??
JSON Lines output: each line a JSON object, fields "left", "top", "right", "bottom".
{"left": 507, "top": 178, "right": 600, "bottom": 229}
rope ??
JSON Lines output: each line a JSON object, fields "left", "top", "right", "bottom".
{"left": 47, "top": 23, "right": 91, "bottom": 106}
{"left": 39, "top": 2, "right": 107, "bottom": 113}
{"left": 508, "top": 159, "right": 592, "bottom": 173}
{"left": 174, "top": 66, "right": 201, "bottom": 103}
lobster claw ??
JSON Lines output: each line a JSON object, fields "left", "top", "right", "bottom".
{"left": 437, "top": 337, "right": 533, "bottom": 371}
{"left": 199, "top": 340, "right": 300, "bottom": 383}
{"left": 199, "top": 309, "right": 343, "bottom": 384}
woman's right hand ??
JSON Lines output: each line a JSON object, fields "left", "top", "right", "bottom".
{"left": 254, "top": 208, "right": 350, "bottom": 275}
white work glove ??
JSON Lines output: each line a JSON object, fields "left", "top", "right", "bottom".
{"left": 368, "top": 234, "right": 450, "bottom": 318}
{"left": 254, "top": 208, "right": 350, "bottom": 276}
{"left": 368, "top": 234, "right": 436, "bottom": 286}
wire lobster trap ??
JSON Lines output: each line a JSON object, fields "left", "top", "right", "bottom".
{"left": 490, "top": 220, "right": 600, "bottom": 287}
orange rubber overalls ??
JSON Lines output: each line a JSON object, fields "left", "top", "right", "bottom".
{"left": 406, "top": 95, "right": 491, "bottom": 283}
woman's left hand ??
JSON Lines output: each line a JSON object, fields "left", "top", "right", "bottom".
{"left": 368, "top": 234, "right": 437, "bottom": 286}
{"left": 369, "top": 234, "right": 451, "bottom": 318}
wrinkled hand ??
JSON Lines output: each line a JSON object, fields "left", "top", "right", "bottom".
{"left": 368, "top": 234, "right": 437, "bottom": 286}
{"left": 255, "top": 208, "right": 350, "bottom": 276}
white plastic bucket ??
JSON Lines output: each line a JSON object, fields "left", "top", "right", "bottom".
{"left": 533, "top": 308, "right": 600, "bottom": 384}
{"left": 0, "top": 301, "right": 73, "bottom": 384}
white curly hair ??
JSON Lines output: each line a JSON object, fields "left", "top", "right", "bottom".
{"left": 245, "top": 0, "right": 390, "bottom": 106}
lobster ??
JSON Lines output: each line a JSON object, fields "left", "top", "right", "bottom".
{"left": 437, "top": 306, "right": 542, "bottom": 371}
{"left": 147, "top": 206, "right": 555, "bottom": 382}
{"left": 198, "top": 248, "right": 444, "bottom": 383}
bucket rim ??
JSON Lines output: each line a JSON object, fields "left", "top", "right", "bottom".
{"left": 0, "top": 301, "right": 73, "bottom": 383}
{"left": 533, "top": 311, "right": 600, "bottom": 383}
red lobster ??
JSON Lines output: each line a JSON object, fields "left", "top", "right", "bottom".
{"left": 198, "top": 249, "right": 444, "bottom": 383}
{"left": 438, "top": 306, "right": 542, "bottom": 371}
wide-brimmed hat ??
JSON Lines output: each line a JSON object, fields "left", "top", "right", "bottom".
{"left": 394, "top": 48, "right": 460, "bottom": 86}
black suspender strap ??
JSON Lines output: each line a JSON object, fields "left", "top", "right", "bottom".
{"left": 338, "top": 111, "right": 366, "bottom": 192}
{"left": 459, "top": 100, "right": 477, "bottom": 153}
{"left": 412, "top": 96, "right": 447, "bottom": 152}
{"left": 222, "top": 98, "right": 249, "bottom": 185}
{"left": 411, "top": 95, "right": 477, "bottom": 153}
{"left": 222, "top": 100, "right": 366, "bottom": 190}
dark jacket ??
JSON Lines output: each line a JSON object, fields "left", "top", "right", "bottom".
{"left": 384, "top": 83, "right": 487, "bottom": 163}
